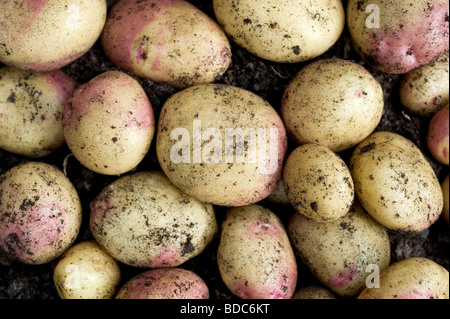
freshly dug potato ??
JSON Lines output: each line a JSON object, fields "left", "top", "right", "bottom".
{"left": 63, "top": 71, "right": 155, "bottom": 175}
{"left": 90, "top": 171, "right": 217, "bottom": 268}
{"left": 156, "top": 84, "right": 287, "bottom": 207}
{"left": 283, "top": 144, "right": 354, "bottom": 222}
{"left": 427, "top": 105, "right": 449, "bottom": 165}
{"left": 53, "top": 241, "right": 121, "bottom": 299}
{"left": 399, "top": 51, "right": 449, "bottom": 116}
{"left": 350, "top": 131, "right": 443, "bottom": 232}
{"left": 101, "top": 0, "right": 231, "bottom": 89}
{"left": 0, "top": 0, "right": 107, "bottom": 71}
{"left": 358, "top": 257, "right": 449, "bottom": 299}
{"left": 213, "top": 0, "right": 345, "bottom": 63}
{"left": 217, "top": 205, "right": 297, "bottom": 299}
{"left": 281, "top": 58, "right": 384, "bottom": 152}
{"left": 0, "top": 162, "right": 82, "bottom": 264}
{"left": 115, "top": 268, "right": 209, "bottom": 299}
{"left": 442, "top": 175, "right": 449, "bottom": 226}
{"left": 0, "top": 66, "right": 77, "bottom": 157}
{"left": 287, "top": 201, "right": 391, "bottom": 298}
{"left": 347, "top": 0, "right": 449, "bottom": 74}
{"left": 292, "top": 286, "right": 337, "bottom": 299}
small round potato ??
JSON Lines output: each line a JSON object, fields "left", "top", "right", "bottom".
{"left": 63, "top": 71, "right": 155, "bottom": 175}
{"left": 217, "top": 205, "right": 297, "bottom": 299}
{"left": 283, "top": 144, "right": 354, "bottom": 222}
{"left": 0, "top": 162, "right": 82, "bottom": 265}
{"left": 90, "top": 171, "right": 218, "bottom": 268}
{"left": 101, "top": 0, "right": 231, "bottom": 89}
{"left": 53, "top": 241, "right": 121, "bottom": 299}
{"left": 287, "top": 201, "right": 391, "bottom": 298}
{"left": 358, "top": 257, "right": 449, "bottom": 299}
{"left": 292, "top": 286, "right": 337, "bottom": 299}
{"left": 0, "top": 0, "right": 107, "bottom": 71}
{"left": 213, "top": 0, "right": 345, "bottom": 63}
{"left": 281, "top": 58, "right": 384, "bottom": 152}
{"left": 350, "top": 131, "right": 444, "bottom": 232}
{"left": 0, "top": 66, "right": 77, "bottom": 157}
{"left": 427, "top": 105, "right": 449, "bottom": 165}
{"left": 442, "top": 175, "right": 449, "bottom": 226}
{"left": 115, "top": 268, "right": 209, "bottom": 299}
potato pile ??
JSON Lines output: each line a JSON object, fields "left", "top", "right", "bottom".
{"left": 0, "top": 0, "right": 448, "bottom": 300}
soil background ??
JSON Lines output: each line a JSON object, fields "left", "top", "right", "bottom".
{"left": 0, "top": 0, "right": 448, "bottom": 300}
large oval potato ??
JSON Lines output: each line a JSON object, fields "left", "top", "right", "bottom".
{"left": 217, "top": 205, "right": 297, "bottom": 299}
{"left": 350, "top": 131, "right": 443, "bottom": 232}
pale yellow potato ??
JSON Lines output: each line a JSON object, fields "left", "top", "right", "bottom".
{"left": 53, "top": 241, "right": 121, "bottom": 299}
{"left": 358, "top": 257, "right": 449, "bottom": 299}
{"left": 287, "top": 201, "right": 391, "bottom": 298}
{"left": 213, "top": 0, "right": 345, "bottom": 63}
{"left": 292, "top": 286, "right": 337, "bottom": 299}
{"left": 350, "top": 131, "right": 444, "bottom": 232}
{"left": 283, "top": 144, "right": 354, "bottom": 222}
{"left": 281, "top": 58, "right": 384, "bottom": 152}
{"left": 442, "top": 175, "right": 449, "bottom": 226}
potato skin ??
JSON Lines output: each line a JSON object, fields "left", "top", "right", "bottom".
{"left": 350, "top": 131, "right": 443, "bottom": 232}
{"left": 53, "top": 241, "right": 121, "bottom": 299}
{"left": 217, "top": 205, "right": 297, "bottom": 299}
{"left": 347, "top": 0, "right": 449, "bottom": 74}
{"left": 292, "top": 286, "right": 337, "bottom": 299}
{"left": 358, "top": 257, "right": 449, "bottom": 299}
{"left": 287, "top": 201, "right": 391, "bottom": 298}
{"left": 90, "top": 171, "right": 217, "bottom": 268}
{"left": 427, "top": 105, "right": 449, "bottom": 165}
{"left": 442, "top": 175, "right": 449, "bottom": 226}
{"left": 0, "top": 162, "right": 82, "bottom": 265}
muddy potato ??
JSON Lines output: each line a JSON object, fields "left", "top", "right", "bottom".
{"left": 0, "top": 0, "right": 107, "bottom": 71}
{"left": 53, "top": 241, "right": 121, "bottom": 299}
{"left": 347, "top": 0, "right": 449, "bottom": 74}
{"left": 156, "top": 84, "right": 287, "bottom": 207}
{"left": 101, "top": 0, "right": 231, "bottom": 89}
{"left": 63, "top": 71, "right": 155, "bottom": 175}
{"left": 292, "top": 286, "right": 337, "bottom": 299}
{"left": 283, "top": 144, "right": 354, "bottom": 222}
{"left": 281, "top": 58, "right": 384, "bottom": 153}
{"left": 427, "top": 105, "right": 449, "bottom": 165}
{"left": 0, "top": 162, "right": 82, "bottom": 265}
{"left": 287, "top": 201, "right": 391, "bottom": 298}
{"left": 217, "top": 205, "right": 297, "bottom": 299}
{"left": 442, "top": 175, "right": 449, "bottom": 226}
{"left": 90, "top": 171, "right": 217, "bottom": 268}
{"left": 213, "top": 0, "right": 345, "bottom": 63}
{"left": 358, "top": 257, "right": 449, "bottom": 299}
{"left": 350, "top": 131, "right": 443, "bottom": 232}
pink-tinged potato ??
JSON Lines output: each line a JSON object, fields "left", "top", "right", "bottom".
{"left": 63, "top": 71, "right": 154, "bottom": 175}
{"left": 427, "top": 105, "right": 449, "bottom": 165}
{"left": 90, "top": 171, "right": 217, "bottom": 269}
{"left": 156, "top": 84, "right": 287, "bottom": 207}
{"left": 287, "top": 201, "right": 391, "bottom": 298}
{"left": 0, "top": 162, "right": 82, "bottom": 265}
{"left": 217, "top": 205, "right": 297, "bottom": 299}
{"left": 101, "top": 0, "right": 231, "bottom": 89}
{"left": 347, "top": 0, "right": 449, "bottom": 74}
{"left": 0, "top": 0, "right": 107, "bottom": 71}
{"left": 115, "top": 268, "right": 209, "bottom": 299}
{"left": 358, "top": 257, "right": 449, "bottom": 299}
{"left": 442, "top": 175, "right": 449, "bottom": 226}
{"left": 0, "top": 66, "right": 77, "bottom": 157}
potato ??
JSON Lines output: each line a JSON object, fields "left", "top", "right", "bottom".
{"left": 399, "top": 51, "right": 449, "bottom": 116}
{"left": 427, "top": 105, "right": 449, "bottom": 165}
{"left": 281, "top": 58, "right": 384, "bottom": 153}
{"left": 265, "top": 180, "right": 291, "bottom": 206}
{"left": 442, "top": 175, "right": 449, "bottom": 226}
{"left": 213, "top": 0, "right": 345, "bottom": 63}
{"left": 156, "top": 84, "right": 287, "bottom": 207}
{"left": 0, "top": 162, "right": 82, "bottom": 264}
{"left": 90, "top": 171, "right": 217, "bottom": 268}
{"left": 217, "top": 205, "right": 297, "bottom": 299}
{"left": 287, "top": 201, "right": 391, "bottom": 298}
{"left": 53, "top": 240, "right": 121, "bottom": 299}
{"left": 292, "top": 286, "right": 337, "bottom": 299}
{"left": 358, "top": 257, "right": 449, "bottom": 299}
{"left": 350, "top": 131, "right": 443, "bottom": 232}
{"left": 63, "top": 71, "right": 155, "bottom": 175}
{"left": 347, "top": 0, "right": 449, "bottom": 74}
{"left": 101, "top": 0, "right": 231, "bottom": 89}
{"left": 283, "top": 144, "right": 354, "bottom": 222}
{"left": 0, "top": 0, "right": 106, "bottom": 71}
{"left": 115, "top": 268, "right": 209, "bottom": 299}
{"left": 0, "top": 66, "right": 77, "bottom": 157}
